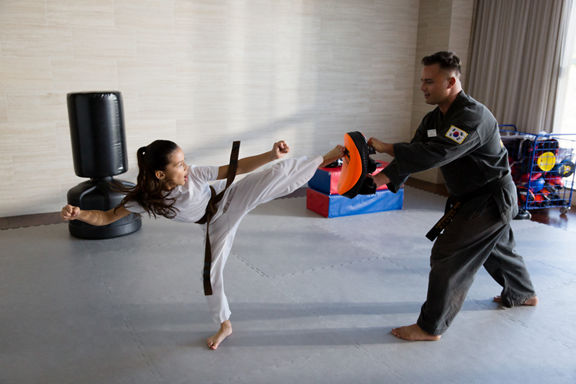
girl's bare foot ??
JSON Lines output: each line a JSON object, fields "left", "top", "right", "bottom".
{"left": 493, "top": 295, "right": 538, "bottom": 306}
{"left": 320, "top": 145, "right": 345, "bottom": 167}
{"left": 391, "top": 324, "right": 441, "bottom": 341}
{"left": 206, "top": 320, "right": 232, "bottom": 350}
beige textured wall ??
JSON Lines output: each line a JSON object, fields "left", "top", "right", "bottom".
{"left": 0, "top": 0, "right": 421, "bottom": 216}
{"left": 408, "top": 0, "right": 474, "bottom": 184}
{"left": 0, "top": 0, "right": 473, "bottom": 217}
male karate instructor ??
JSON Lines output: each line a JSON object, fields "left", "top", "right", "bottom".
{"left": 369, "top": 51, "right": 537, "bottom": 341}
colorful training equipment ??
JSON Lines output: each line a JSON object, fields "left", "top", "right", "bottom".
{"left": 337, "top": 131, "right": 377, "bottom": 198}
{"left": 529, "top": 176, "right": 545, "bottom": 193}
{"left": 548, "top": 175, "right": 564, "bottom": 187}
{"left": 537, "top": 151, "right": 556, "bottom": 172}
{"left": 558, "top": 159, "right": 575, "bottom": 178}
{"left": 520, "top": 172, "right": 542, "bottom": 184}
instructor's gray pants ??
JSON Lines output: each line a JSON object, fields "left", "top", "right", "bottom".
{"left": 417, "top": 194, "right": 536, "bottom": 336}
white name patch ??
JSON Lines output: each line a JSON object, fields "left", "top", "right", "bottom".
{"left": 427, "top": 129, "right": 437, "bottom": 138}
{"left": 445, "top": 125, "right": 468, "bottom": 144}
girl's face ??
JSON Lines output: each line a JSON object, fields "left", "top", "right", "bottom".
{"left": 156, "top": 147, "right": 189, "bottom": 190}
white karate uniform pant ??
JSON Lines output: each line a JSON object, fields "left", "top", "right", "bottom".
{"left": 204, "top": 155, "right": 323, "bottom": 324}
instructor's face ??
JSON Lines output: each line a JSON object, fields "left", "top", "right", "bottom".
{"left": 420, "top": 64, "right": 452, "bottom": 106}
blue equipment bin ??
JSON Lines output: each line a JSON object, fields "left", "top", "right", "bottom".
{"left": 500, "top": 124, "right": 575, "bottom": 216}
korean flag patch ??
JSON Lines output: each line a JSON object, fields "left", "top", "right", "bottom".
{"left": 445, "top": 125, "right": 468, "bottom": 144}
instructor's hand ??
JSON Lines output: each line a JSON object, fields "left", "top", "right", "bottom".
{"left": 61, "top": 204, "right": 80, "bottom": 221}
{"left": 370, "top": 172, "right": 390, "bottom": 188}
{"left": 367, "top": 137, "right": 385, "bottom": 153}
{"left": 368, "top": 137, "right": 394, "bottom": 156}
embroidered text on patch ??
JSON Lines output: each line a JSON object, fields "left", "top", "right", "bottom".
{"left": 445, "top": 125, "right": 468, "bottom": 144}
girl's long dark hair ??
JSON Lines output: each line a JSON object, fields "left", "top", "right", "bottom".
{"left": 120, "top": 140, "right": 180, "bottom": 219}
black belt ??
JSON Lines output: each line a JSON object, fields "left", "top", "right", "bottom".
{"left": 195, "top": 141, "right": 240, "bottom": 295}
{"left": 425, "top": 174, "right": 511, "bottom": 242}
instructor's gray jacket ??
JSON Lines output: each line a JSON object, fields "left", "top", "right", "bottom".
{"left": 383, "top": 91, "right": 517, "bottom": 222}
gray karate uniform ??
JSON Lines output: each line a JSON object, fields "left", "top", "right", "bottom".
{"left": 383, "top": 91, "right": 536, "bottom": 335}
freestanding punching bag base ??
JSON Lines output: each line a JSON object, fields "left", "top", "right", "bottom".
{"left": 67, "top": 179, "right": 141, "bottom": 239}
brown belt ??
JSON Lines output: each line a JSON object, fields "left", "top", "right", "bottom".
{"left": 425, "top": 198, "right": 461, "bottom": 241}
{"left": 195, "top": 141, "right": 240, "bottom": 295}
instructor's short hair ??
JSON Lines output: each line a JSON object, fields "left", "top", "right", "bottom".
{"left": 422, "top": 51, "right": 461, "bottom": 76}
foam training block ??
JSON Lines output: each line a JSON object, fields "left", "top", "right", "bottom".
{"left": 306, "top": 187, "right": 403, "bottom": 218}
{"left": 308, "top": 162, "right": 389, "bottom": 195}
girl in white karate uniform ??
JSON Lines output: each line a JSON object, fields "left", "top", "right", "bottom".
{"left": 61, "top": 139, "right": 344, "bottom": 350}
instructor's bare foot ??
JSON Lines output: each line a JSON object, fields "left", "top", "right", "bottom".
{"left": 207, "top": 320, "right": 232, "bottom": 350}
{"left": 391, "top": 324, "right": 441, "bottom": 341}
{"left": 320, "top": 145, "right": 345, "bottom": 167}
{"left": 493, "top": 295, "right": 538, "bottom": 306}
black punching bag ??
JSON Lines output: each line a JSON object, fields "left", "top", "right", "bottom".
{"left": 66, "top": 91, "right": 141, "bottom": 239}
